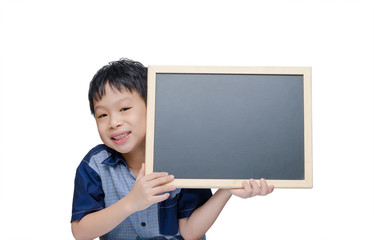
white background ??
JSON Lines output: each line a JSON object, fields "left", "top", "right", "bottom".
{"left": 1, "top": 0, "right": 373, "bottom": 239}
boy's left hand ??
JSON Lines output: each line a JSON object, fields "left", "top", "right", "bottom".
{"left": 228, "top": 178, "right": 274, "bottom": 198}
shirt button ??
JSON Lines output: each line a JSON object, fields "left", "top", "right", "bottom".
{"left": 141, "top": 222, "right": 146, "bottom": 227}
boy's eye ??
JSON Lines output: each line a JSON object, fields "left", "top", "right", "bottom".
{"left": 97, "top": 113, "right": 107, "bottom": 119}
{"left": 121, "top": 107, "right": 131, "bottom": 112}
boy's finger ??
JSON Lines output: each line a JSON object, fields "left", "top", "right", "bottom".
{"left": 269, "top": 185, "right": 275, "bottom": 193}
{"left": 153, "top": 192, "right": 171, "bottom": 203}
{"left": 137, "top": 163, "right": 145, "bottom": 179}
{"left": 152, "top": 184, "right": 176, "bottom": 196}
{"left": 260, "top": 178, "right": 269, "bottom": 195}
{"left": 242, "top": 181, "right": 253, "bottom": 198}
{"left": 242, "top": 180, "right": 252, "bottom": 191}
{"left": 250, "top": 179, "right": 260, "bottom": 195}
{"left": 149, "top": 174, "right": 174, "bottom": 188}
{"left": 142, "top": 171, "right": 169, "bottom": 181}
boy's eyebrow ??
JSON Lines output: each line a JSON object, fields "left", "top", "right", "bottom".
{"left": 94, "top": 97, "right": 133, "bottom": 111}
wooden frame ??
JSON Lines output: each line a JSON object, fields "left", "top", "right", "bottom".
{"left": 146, "top": 66, "right": 312, "bottom": 188}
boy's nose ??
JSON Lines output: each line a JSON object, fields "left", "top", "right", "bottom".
{"left": 109, "top": 117, "right": 123, "bottom": 129}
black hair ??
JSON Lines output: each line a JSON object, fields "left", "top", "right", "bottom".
{"left": 88, "top": 58, "right": 147, "bottom": 115}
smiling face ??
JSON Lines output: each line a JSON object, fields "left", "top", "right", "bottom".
{"left": 93, "top": 83, "right": 147, "bottom": 159}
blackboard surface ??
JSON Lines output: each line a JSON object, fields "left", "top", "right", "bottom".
{"left": 154, "top": 73, "right": 305, "bottom": 179}
{"left": 146, "top": 66, "right": 312, "bottom": 188}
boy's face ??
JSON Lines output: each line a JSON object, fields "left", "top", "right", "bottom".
{"left": 93, "top": 84, "right": 147, "bottom": 158}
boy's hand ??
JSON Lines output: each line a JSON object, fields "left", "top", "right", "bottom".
{"left": 126, "top": 164, "right": 176, "bottom": 212}
{"left": 228, "top": 178, "right": 274, "bottom": 198}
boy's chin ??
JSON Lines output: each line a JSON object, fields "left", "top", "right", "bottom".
{"left": 101, "top": 139, "right": 127, "bottom": 152}
{"left": 108, "top": 143, "right": 131, "bottom": 153}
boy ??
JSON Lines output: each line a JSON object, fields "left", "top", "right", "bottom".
{"left": 71, "top": 58, "right": 274, "bottom": 240}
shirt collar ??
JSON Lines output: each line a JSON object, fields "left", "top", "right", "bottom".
{"left": 101, "top": 148, "right": 128, "bottom": 168}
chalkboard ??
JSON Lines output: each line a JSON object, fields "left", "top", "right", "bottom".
{"left": 145, "top": 66, "right": 312, "bottom": 188}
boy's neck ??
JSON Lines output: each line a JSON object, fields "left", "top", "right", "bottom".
{"left": 121, "top": 146, "right": 145, "bottom": 176}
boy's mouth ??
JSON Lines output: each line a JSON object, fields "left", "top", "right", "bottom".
{"left": 111, "top": 131, "right": 131, "bottom": 144}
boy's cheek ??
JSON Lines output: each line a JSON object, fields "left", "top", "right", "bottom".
{"left": 96, "top": 125, "right": 108, "bottom": 142}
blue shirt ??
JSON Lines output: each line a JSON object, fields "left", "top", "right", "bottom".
{"left": 71, "top": 144, "right": 212, "bottom": 239}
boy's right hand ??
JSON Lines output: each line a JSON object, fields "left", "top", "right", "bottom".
{"left": 126, "top": 163, "right": 176, "bottom": 213}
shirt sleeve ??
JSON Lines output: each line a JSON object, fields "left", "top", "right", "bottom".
{"left": 158, "top": 188, "right": 212, "bottom": 235}
{"left": 71, "top": 161, "right": 105, "bottom": 222}
{"left": 177, "top": 188, "right": 213, "bottom": 219}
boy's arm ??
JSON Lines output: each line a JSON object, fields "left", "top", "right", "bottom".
{"left": 178, "top": 188, "right": 232, "bottom": 240}
{"left": 178, "top": 179, "right": 274, "bottom": 240}
{"left": 72, "top": 164, "right": 175, "bottom": 240}
{"left": 72, "top": 195, "right": 135, "bottom": 240}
